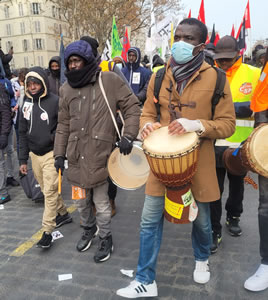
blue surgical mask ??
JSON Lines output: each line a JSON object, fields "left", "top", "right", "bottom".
{"left": 171, "top": 41, "right": 195, "bottom": 64}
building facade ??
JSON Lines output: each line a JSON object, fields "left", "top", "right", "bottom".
{"left": 0, "top": 0, "right": 70, "bottom": 69}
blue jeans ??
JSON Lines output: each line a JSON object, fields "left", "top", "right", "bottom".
{"left": 136, "top": 195, "right": 212, "bottom": 284}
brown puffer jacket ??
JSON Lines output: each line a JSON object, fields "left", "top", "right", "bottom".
{"left": 54, "top": 71, "right": 140, "bottom": 188}
{"left": 140, "top": 59, "right": 236, "bottom": 202}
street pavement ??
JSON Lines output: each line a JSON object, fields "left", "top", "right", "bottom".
{"left": 0, "top": 167, "right": 267, "bottom": 300}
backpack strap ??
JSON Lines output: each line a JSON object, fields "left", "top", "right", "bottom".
{"left": 153, "top": 67, "right": 166, "bottom": 119}
{"left": 211, "top": 66, "right": 226, "bottom": 117}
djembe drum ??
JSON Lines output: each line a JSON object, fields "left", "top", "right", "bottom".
{"left": 223, "top": 124, "right": 268, "bottom": 178}
{"left": 143, "top": 126, "right": 200, "bottom": 224}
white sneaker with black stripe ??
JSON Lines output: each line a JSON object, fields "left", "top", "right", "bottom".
{"left": 116, "top": 280, "right": 158, "bottom": 298}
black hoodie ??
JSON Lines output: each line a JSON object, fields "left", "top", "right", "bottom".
{"left": 48, "top": 56, "right": 61, "bottom": 96}
{"left": 19, "top": 67, "right": 59, "bottom": 165}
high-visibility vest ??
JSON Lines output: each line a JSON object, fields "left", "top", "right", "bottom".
{"left": 226, "top": 63, "right": 261, "bottom": 143}
{"left": 250, "top": 63, "right": 268, "bottom": 112}
{"left": 100, "top": 60, "right": 115, "bottom": 72}
{"left": 152, "top": 65, "right": 165, "bottom": 73}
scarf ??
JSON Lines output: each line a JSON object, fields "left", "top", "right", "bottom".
{"left": 170, "top": 51, "right": 204, "bottom": 95}
{"left": 65, "top": 62, "right": 100, "bottom": 88}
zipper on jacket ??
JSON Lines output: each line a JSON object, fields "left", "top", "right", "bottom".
{"left": 92, "top": 87, "right": 96, "bottom": 111}
{"left": 129, "top": 65, "right": 133, "bottom": 85}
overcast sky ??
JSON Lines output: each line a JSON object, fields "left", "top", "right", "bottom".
{"left": 180, "top": 0, "right": 267, "bottom": 43}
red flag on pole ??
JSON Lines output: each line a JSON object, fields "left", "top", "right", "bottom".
{"left": 198, "top": 0, "right": 205, "bottom": 24}
{"left": 244, "top": 0, "right": 251, "bottom": 29}
{"left": 188, "top": 9, "right": 191, "bottom": 18}
{"left": 214, "top": 33, "right": 220, "bottom": 46}
{"left": 231, "top": 24, "right": 235, "bottom": 37}
{"left": 121, "top": 28, "right": 131, "bottom": 63}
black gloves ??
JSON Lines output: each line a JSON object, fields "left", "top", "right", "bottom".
{"left": 0, "top": 135, "right": 8, "bottom": 149}
{"left": 54, "top": 156, "right": 65, "bottom": 173}
{"left": 118, "top": 136, "right": 133, "bottom": 155}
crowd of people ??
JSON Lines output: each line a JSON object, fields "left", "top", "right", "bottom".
{"left": 0, "top": 17, "right": 268, "bottom": 298}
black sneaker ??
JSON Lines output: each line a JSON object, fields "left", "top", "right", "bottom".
{"left": 55, "top": 212, "right": 72, "bottom": 228}
{"left": 76, "top": 225, "right": 99, "bottom": 252}
{"left": 36, "top": 232, "right": 52, "bottom": 249}
{"left": 6, "top": 177, "right": 20, "bottom": 187}
{"left": 0, "top": 195, "right": 11, "bottom": 204}
{"left": 211, "top": 232, "right": 222, "bottom": 254}
{"left": 226, "top": 216, "right": 242, "bottom": 236}
{"left": 94, "top": 235, "right": 113, "bottom": 263}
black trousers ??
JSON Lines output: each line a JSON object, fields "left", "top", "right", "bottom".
{"left": 210, "top": 146, "right": 245, "bottom": 234}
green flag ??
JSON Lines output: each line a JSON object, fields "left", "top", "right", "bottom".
{"left": 111, "top": 16, "right": 122, "bottom": 58}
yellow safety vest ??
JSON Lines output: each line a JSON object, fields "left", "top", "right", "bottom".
{"left": 100, "top": 60, "right": 115, "bottom": 72}
{"left": 226, "top": 63, "right": 261, "bottom": 143}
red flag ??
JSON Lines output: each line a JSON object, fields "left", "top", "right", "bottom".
{"left": 237, "top": 18, "right": 246, "bottom": 51}
{"left": 236, "top": 21, "right": 243, "bottom": 40}
{"left": 231, "top": 24, "right": 235, "bottom": 37}
{"left": 188, "top": 9, "right": 191, "bottom": 18}
{"left": 198, "top": 0, "right": 205, "bottom": 24}
{"left": 244, "top": 0, "right": 251, "bottom": 29}
{"left": 214, "top": 33, "right": 220, "bottom": 46}
{"left": 121, "top": 28, "right": 131, "bottom": 63}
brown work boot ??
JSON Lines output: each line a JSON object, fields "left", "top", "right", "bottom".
{"left": 110, "top": 199, "right": 116, "bottom": 217}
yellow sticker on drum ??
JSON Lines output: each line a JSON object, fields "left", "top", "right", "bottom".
{"left": 181, "top": 189, "right": 194, "bottom": 207}
{"left": 165, "top": 195, "right": 184, "bottom": 219}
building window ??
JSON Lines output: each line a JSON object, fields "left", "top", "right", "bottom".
{"left": 35, "top": 38, "right": 43, "bottom": 50}
{"left": 32, "top": 3, "right": 40, "bottom": 15}
{"left": 38, "top": 56, "right": 44, "bottom": 67}
{"left": 22, "top": 39, "right": 29, "bottom": 52}
{"left": 20, "top": 22, "right": 25, "bottom": 34}
{"left": 4, "top": 6, "right": 9, "bottom": 18}
{"left": 6, "top": 24, "right": 11, "bottom": 36}
{"left": 59, "top": 24, "right": 62, "bottom": 34}
{"left": 18, "top": 3, "right": 24, "bottom": 16}
{"left": 34, "top": 21, "right": 41, "bottom": 33}
{"left": 52, "top": 5, "right": 56, "bottom": 18}
{"left": 6, "top": 41, "right": 13, "bottom": 53}
{"left": 55, "top": 40, "right": 59, "bottom": 51}
{"left": 54, "top": 23, "right": 59, "bottom": 34}
{"left": 24, "top": 57, "right": 29, "bottom": 68}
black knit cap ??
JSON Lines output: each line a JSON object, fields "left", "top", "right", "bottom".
{"left": 80, "top": 36, "right": 99, "bottom": 58}
{"left": 26, "top": 76, "right": 43, "bottom": 86}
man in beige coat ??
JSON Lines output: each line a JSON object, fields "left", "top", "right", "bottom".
{"left": 54, "top": 40, "right": 140, "bottom": 263}
{"left": 117, "top": 18, "right": 235, "bottom": 298}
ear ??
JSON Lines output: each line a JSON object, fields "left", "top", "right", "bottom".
{"left": 193, "top": 43, "right": 206, "bottom": 56}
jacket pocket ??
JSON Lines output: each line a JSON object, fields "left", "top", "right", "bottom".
{"left": 91, "top": 131, "right": 114, "bottom": 166}
{"left": 66, "top": 135, "right": 79, "bottom": 164}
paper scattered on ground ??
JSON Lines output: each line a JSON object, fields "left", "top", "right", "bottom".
{"left": 120, "top": 269, "right": 134, "bottom": 278}
{"left": 52, "top": 230, "right": 64, "bottom": 241}
{"left": 58, "top": 274, "right": 72, "bottom": 281}
{"left": 0, "top": 205, "right": 4, "bottom": 210}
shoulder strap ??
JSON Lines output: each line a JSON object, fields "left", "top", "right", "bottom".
{"left": 153, "top": 67, "right": 166, "bottom": 118}
{"left": 211, "top": 66, "right": 226, "bottom": 117}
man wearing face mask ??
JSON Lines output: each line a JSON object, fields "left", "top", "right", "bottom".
{"left": 210, "top": 36, "right": 261, "bottom": 254}
{"left": 116, "top": 18, "right": 235, "bottom": 298}
{"left": 47, "top": 56, "right": 61, "bottom": 96}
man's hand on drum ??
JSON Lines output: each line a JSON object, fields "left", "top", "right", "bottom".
{"left": 168, "top": 118, "right": 204, "bottom": 135}
{"left": 141, "top": 122, "right": 162, "bottom": 140}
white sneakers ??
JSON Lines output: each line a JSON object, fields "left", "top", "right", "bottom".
{"left": 193, "top": 260, "right": 211, "bottom": 284}
{"left": 244, "top": 264, "right": 268, "bottom": 292}
{"left": 116, "top": 280, "right": 158, "bottom": 298}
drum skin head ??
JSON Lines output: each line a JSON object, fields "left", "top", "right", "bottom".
{"left": 143, "top": 126, "right": 198, "bottom": 156}
{"left": 249, "top": 125, "right": 268, "bottom": 177}
{"left": 108, "top": 144, "right": 150, "bottom": 190}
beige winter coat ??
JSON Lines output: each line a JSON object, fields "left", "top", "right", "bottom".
{"left": 141, "top": 59, "right": 236, "bottom": 202}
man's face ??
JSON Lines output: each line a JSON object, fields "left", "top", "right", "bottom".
{"left": 27, "top": 81, "right": 42, "bottom": 95}
{"left": 68, "top": 55, "right": 85, "bottom": 70}
{"left": 174, "top": 24, "right": 205, "bottom": 55}
{"left": 51, "top": 61, "right": 60, "bottom": 70}
{"left": 128, "top": 52, "right": 137, "bottom": 64}
{"left": 216, "top": 54, "right": 239, "bottom": 72}
{"left": 259, "top": 55, "right": 266, "bottom": 66}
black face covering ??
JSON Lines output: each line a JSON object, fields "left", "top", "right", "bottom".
{"left": 28, "top": 86, "right": 45, "bottom": 101}
{"left": 50, "top": 69, "right": 60, "bottom": 78}
{"left": 65, "top": 58, "right": 101, "bottom": 88}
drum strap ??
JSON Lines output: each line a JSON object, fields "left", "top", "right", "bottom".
{"left": 98, "top": 72, "right": 121, "bottom": 139}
